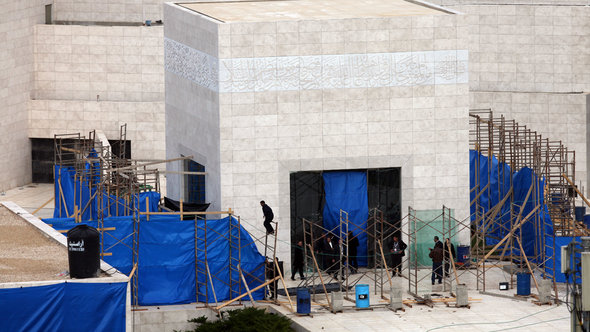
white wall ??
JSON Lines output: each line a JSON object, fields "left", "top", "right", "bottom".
{"left": 34, "top": 25, "right": 164, "bottom": 102}
{"left": 53, "top": 0, "right": 166, "bottom": 23}
{"left": 0, "top": 0, "right": 50, "bottom": 192}
{"left": 430, "top": 0, "right": 590, "bottom": 194}
{"left": 164, "top": 3, "right": 472, "bottom": 266}
{"left": 29, "top": 100, "right": 165, "bottom": 160}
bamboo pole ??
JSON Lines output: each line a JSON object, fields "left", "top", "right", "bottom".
{"left": 308, "top": 244, "right": 332, "bottom": 310}
{"left": 377, "top": 240, "right": 393, "bottom": 289}
{"left": 515, "top": 237, "right": 540, "bottom": 294}
{"left": 146, "top": 196, "right": 150, "bottom": 221}
{"left": 447, "top": 241, "right": 460, "bottom": 286}
{"left": 563, "top": 173, "right": 589, "bottom": 208}
{"left": 104, "top": 156, "right": 193, "bottom": 173}
{"left": 139, "top": 211, "right": 232, "bottom": 216}
{"left": 206, "top": 262, "right": 219, "bottom": 305}
{"left": 215, "top": 276, "right": 280, "bottom": 311}
{"left": 238, "top": 264, "right": 257, "bottom": 307}
{"left": 32, "top": 197, "right": 54, "bottom": 215}
{"left": 128, "top": 264, "right": 138, "bottom": 280}
{"left": 274, "top": 258, "right": 295, "bottom": 312}
{"left": 478, "top": 205, "right": 540, "bottom": 266}
{"left": 58, "top": 177, "right": 69, "bottom": 217}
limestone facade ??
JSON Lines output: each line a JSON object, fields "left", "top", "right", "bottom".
{"left": 0, "top": 0, "right": 51, "bottom": 192}
{"left": 164, "top": 2, "right": 471, "bottom": 264}
{"left": 429, "top": 0, "right": 590, "bottom": 190}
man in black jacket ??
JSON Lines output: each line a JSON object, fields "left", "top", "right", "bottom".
{"left": 389, "top": 235, "right": 407, "bottom": 277}
{"left": 320, "top": 233, "right": 339, "bottom": 278}
{"left": 291, "top": 240, "right": 305, "bottom": 280}
{"left": 260, "top": 200, "right": 274, "bottom": 234}
{"left": 429, "top": 236, "right": 444, "bottom": 285}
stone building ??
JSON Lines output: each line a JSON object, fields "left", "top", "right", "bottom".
{"left": 163, "top": 0, "right": 471, "bottom": 264}
{"left": 0, "top": 0, "right": 588, "bottom": 268}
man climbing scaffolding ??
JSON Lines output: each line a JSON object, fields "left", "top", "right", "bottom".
{"left": 260, "top": 200, "right": 274, "bottom": 235}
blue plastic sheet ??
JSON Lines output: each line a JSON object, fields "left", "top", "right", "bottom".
{"left": 470, "top": 150, "right": 550, "bottom": 259}
{"left": 0, "top": 282, "right": 126, "bottom": 332}
{"left": 545, "top": 231, "right": 581, "bottom": 283}
{"left": 53, "top": 165, "right": 160, "bottom": 220}
{"left": 44, "top": 215, "right": 265, "bottom": 305}
{"left": 323, "top": 171, "right": 369, "bottom": 266}
{"left": 196, "top": 217, "right": 265, "bottom": 303}
{"left": 54, "top": 165, "right": 76, "bottom": 218}
{"left": 138, "top": 218, "right": 196, "bottom": 305}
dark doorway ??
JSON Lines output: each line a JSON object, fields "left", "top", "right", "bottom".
{"left": 289, "top": 168, "right": 401, "bottom": 265}
{"left": 30, "top": 138, "right": 131, "bottom": 183}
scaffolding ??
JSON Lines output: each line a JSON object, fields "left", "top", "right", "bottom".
{"left": 468, "top": 109, "right": 585, "bottom": 300}
{"left": 53, "top": 127, "right": 287, "bottom": 310}
{"left": 300, "top": 208, "right": 403, "bottom": 308}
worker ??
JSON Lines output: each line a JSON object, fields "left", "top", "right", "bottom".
{"left": 260, "top": 200, "right": 274, "bottom": 234}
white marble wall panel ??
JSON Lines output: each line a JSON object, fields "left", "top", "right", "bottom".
{"left": 164, "top": 4, "right": 471, "bottom": 270}
{"left": 29, "top": 100, "right": 165, "bottom": 161}
{"left": 34, "top": 25, "right": 164, "bottom": 102}
{"left": 0, "top": 1, "right": 49, "bottom": 191}
{"left": 165, "top": 37, "right": 469, "bottom": 93}
{"left": 53, "top": 0, "right": 165, "bottom": 23}
{"left": 164, "top": 38, "right": 218, "bottom": 92}
{"left": 471, "top": 91, "right": 589, "bottom": 195}
{"left": 430, "top": 3, "right": 590, "bottom": 93}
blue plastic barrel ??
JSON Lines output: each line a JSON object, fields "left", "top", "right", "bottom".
{"left": 457, "top": 245, "right": 470, "bottom": 267}
{"left": 355, "top": 284, "right": 370, "bottom": 308}
{"left": 575, "top": 207, "right": 586, "bottom": 221}
{"left": 517, "top": 273, "right": 531, "bottom": 296}
{"left": 296, "top": 288, "right": 311, "bottom": 314}
{"left": 584, "top": 215, "right": 590, "bottom": 229}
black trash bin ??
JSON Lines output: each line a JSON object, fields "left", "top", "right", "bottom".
{"left": 67, "top": 224, "right": 100, "bottom": 278}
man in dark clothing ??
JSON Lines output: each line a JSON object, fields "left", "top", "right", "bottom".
{"left": 347, "top": 231, "right": 359, "bottom": 274}
{"left": 389, "top": 235, "right": 407, "bottom": 277}
{"left": 429, "top": 236, "right": 443, "bottom": 285}
{"left": 260, "top": 200, "right": 274, "bottom": 234}
{"left": 321, "top": 233, "right": 339, "bottom": 277}
{"left": 443, "top": 238, "right": 456, "bottom": 277}
{"left": 291, "top": 240, "right": 305, "bottom": 280}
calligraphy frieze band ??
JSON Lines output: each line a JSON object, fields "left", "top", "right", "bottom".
{"left": 165, "top": 38, "right": 468, "bottom": 93}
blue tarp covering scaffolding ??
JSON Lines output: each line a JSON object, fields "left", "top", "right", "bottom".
{"left": 469, "top": 150, "right": 552, "bottom": 260}
{"left": 323, "top": 171, "right": 369, "bottom": 266}
{"left": 44, "top": 215, "right": 265, "bottom": 305}
{"left": 0, "top": 282, "right": 126, "bottom": 332}
{"left": 53, "top": 165, "right": 160, "bottom": 220}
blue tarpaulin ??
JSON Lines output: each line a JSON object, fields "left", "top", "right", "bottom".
{"left": 53, "top": 165, "right": 160, "bottom": 219}
{"left": 196, "top": 216, "right": 265, "bottom": 303}
{"left": 138, "top": 218, "right": 196, "bottom": 305}
{"left": 0, "top": 282, "right": 126, "bottom": 332}
{"left": 44, "top": 215, "right": 265, "bottom": 305}
{"left": 470, "top": 150, "right": 551, "bottom": 259}
{"left": 545, "top": 235, "right": 579, "bottom": 283}
{"left": 323, "top": 171, "right": 369, "bottom": 266}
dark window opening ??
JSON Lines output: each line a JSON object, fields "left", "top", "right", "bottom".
{"left": 45, "top": 4, "right": 52, "bottom": 24}
{"left": 185, "top": 160, "right": 206, "bottom": 204}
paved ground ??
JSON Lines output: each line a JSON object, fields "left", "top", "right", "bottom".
{"left": 275, "top": 272, "right": 570, "bottom": 332}
{"left": 1, "top": 183, "right": 54, "bottom": 219}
